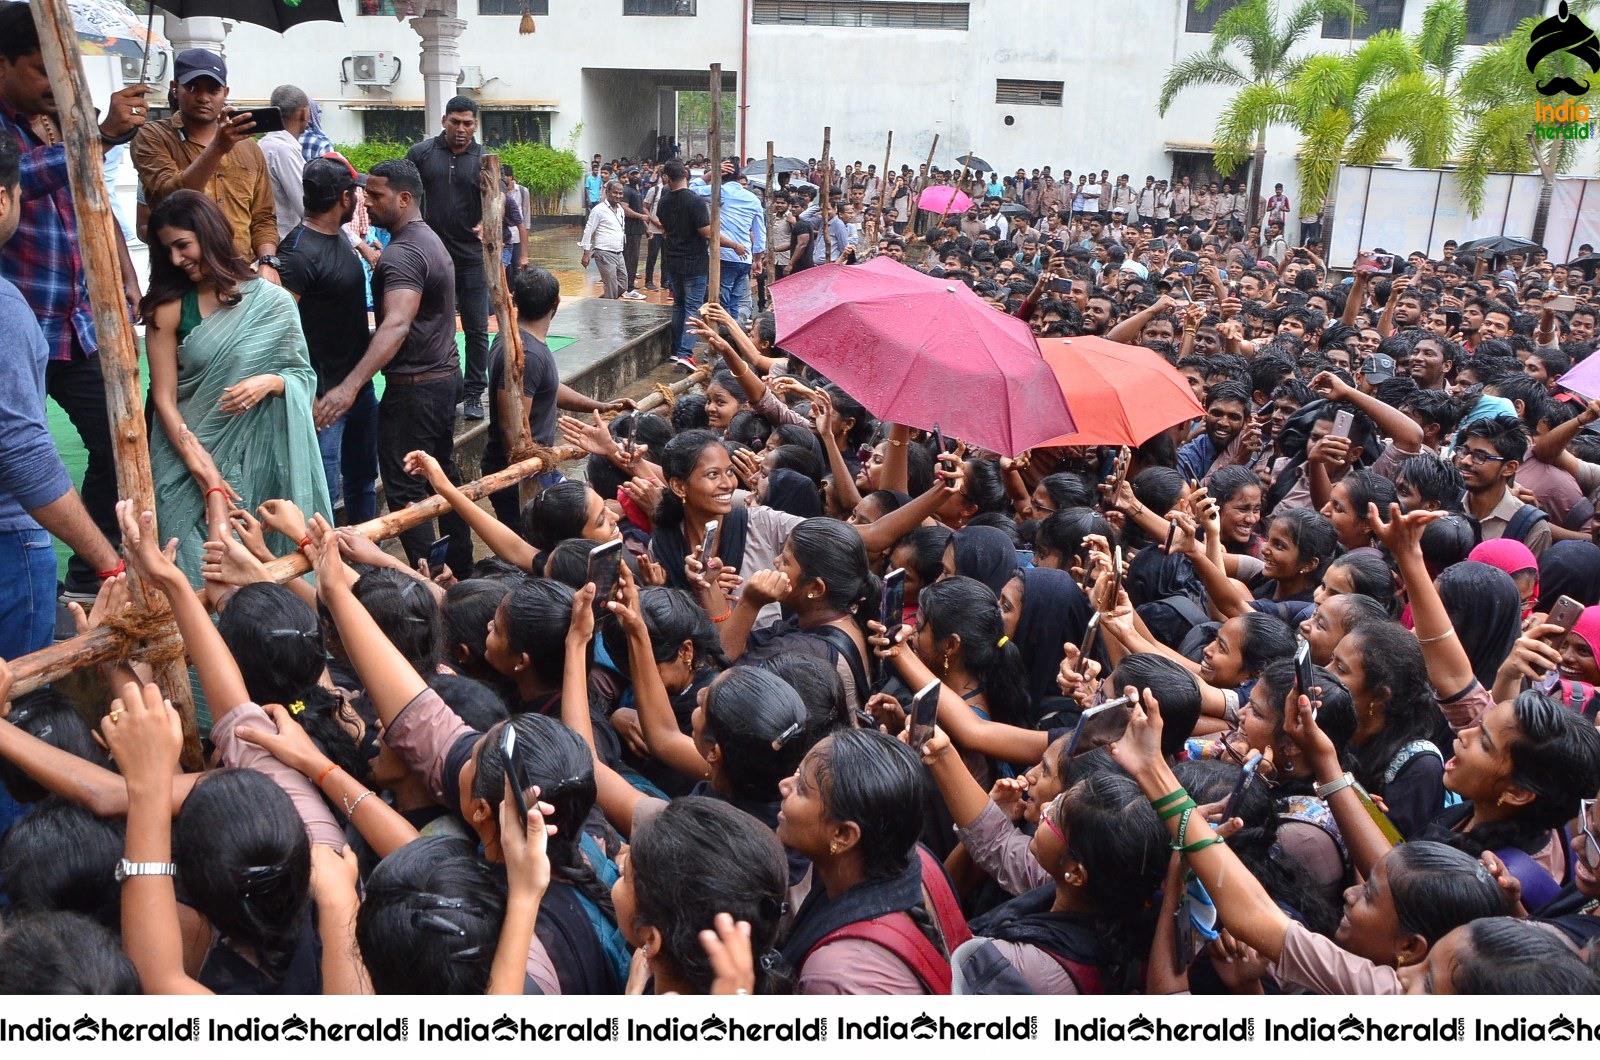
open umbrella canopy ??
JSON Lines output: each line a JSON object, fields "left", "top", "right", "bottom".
{"left": 917, "top": 185, "right": 972, "bottom": 215}
{"left": 998, "top": 203, "right": 1030, "bottom": 218}
{"left": 744, "top": 157, "right": 809, "bottom": 178}
{"left": 69, "top": 0, "right": 168, "bottom": 59}
{"left": 157, "top": 0, "right": 343, "bottom": 32}
{"left": 1456, "top": 235, "right": 1541, "bottom": 258}
{"left": 747, "top": 176, "right": 816, "bottom": 193}
{"left": 1565, "top": 254, "right": 1600, "bottom": 278}
{"left": 1036, "top": 335, "right": 1203, "bottom": 447}
{"left": 770, "top": 257, "right": 1074, "bottom": 456}
{"left": 955, "top": 153, "right": 993, "bottom": 173}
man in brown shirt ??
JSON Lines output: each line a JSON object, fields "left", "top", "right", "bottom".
{"left": 131, "top": 49, "right": 278, "bottom": 279}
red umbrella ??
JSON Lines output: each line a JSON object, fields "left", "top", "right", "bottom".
{"left": 916, "top": 185, "right": 972, "bottom": 215}
{"left": 1037, "top": 336, "right": 1203, "bottom": 447}
{"left": 771, "top": 257, "right": 1074, "bottom": 456}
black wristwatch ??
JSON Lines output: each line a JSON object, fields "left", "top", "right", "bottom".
{"left": 256, "top": 255, "right": 282, "bottom": 271}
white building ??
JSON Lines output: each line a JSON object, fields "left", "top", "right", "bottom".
{"left": 133, "top": 0, "right": 1579, "bottom": 212}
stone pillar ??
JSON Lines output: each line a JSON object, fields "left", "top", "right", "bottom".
{"left": 410, "top": 13, "right": 467, "bottom": 129}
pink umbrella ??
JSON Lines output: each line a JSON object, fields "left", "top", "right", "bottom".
{"left": 917, "top": 185, "right": 972, "bottom": 215}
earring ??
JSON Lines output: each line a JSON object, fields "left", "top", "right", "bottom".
{"left": 1496, "top": 792, "right": 1509, "bottom": 807}
{"left": 941, "top": 653, "right": 951, "bottom": 677}
{"left": 829, "top": 841, "right": 839, "bottom": 855}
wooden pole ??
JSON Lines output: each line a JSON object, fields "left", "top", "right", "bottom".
{"left": 635, "top": 364, "right": 712, "bottom": 414}
{"left": 877, "top": 131, "right": 893, "bottom": 229}
{"left": 29, "top": 0, "right": 201, "bottom": 765}
{"left": 935, "top": 152, "right": 971, "bottom": 235}
{"left": 707, "top": 63, "right": 723, "bottom": 306}
{"left": 820, "top": 126, "right": 833, "bottom": 263}
{"left": 764, "top": 139, "right": 776, "bottom": 292}
{"left": 480, "top": 154, "right": 536, "bottom": 507}
{"left": 8, "top": 452, "right": 565, "bottom": 697}
{"left": 910, "top": 132, "right": 939, "bottom": 236}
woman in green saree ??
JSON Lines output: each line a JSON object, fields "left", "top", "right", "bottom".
{"left": 141, "top": 190, "right": 330, "bottom": 587}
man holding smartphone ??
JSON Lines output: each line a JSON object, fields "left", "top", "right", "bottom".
{"left": 131, "top": 49, "right": 280, "bottom": 276}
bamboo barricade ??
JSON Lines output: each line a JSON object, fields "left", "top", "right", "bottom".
{"left": 763, "top": 140, "right": 776, "bottom": 292}
{"left": 479, "top": 154, "right": 537, "bottom": 508}
{"left": 30, "top": 0, "right": 201, "bottom": 763}
{"left": 877, "top": 131, "right": 893, "bottom": 229}
{"left": 819, "top": 126, "right": 833, "bottom": 262}
{"left": 909, "top": 133, "right": 939, "bottom": 237}
{"left": 707, "top": 63, "right": 723, "bottom": 304}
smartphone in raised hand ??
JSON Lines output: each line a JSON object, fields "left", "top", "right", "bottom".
{"left": 586, "top": 538, "right": 624, "bottom": 615}
{"left": 499, "top": 724, "right": 529, "bottom": 827}
{"left": 881, "top": 567, "right": 907, "bottom": 635}
{"left": 699, "top": 520, "right": 720, "bottom": 572}
{"left": 909, "top": 678, "right": 941, "bottom": 752}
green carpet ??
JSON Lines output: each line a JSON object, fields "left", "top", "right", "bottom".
{"left": 46, "top": 332, "right": 576, "bottom": 579}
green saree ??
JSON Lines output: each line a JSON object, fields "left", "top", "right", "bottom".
{"left": 150, "top": 278, "right": 332, "bottom": 586}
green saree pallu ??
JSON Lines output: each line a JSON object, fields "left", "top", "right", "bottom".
{"left": 150, "top": 278, "right": 333, "bottom": 589}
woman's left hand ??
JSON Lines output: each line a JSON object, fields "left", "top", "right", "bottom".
{"left": 115, "top": 500, "right": 184, "bottom": 588}
{"left": 101, "top": 680, "right": 183, "bottom": 787}
{"left": 499, "top": 777, "right": 555, "bottom": 901}
{"left": 235, "top": 701, "right": 333, "bottom": 778}
{"left": 228, "top": 506, "right": 274, "bottom": 562}
{"left": 1108, "top": 687, "right": 1166, "bottom": 780}
{"left": 568, "top": 582, "right": 598, "bottom": 644}
{"left": 219, "top": 374, "right": 281, "bottom": 416}
{"left": 309, "top": 844, "right": 362, "bottom": 905}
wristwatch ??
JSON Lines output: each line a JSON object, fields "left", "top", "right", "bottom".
{"left": 256, "top": 254, "right": 282, "bottom": 272}
{"left": 115, "top": 859, "right": 177, "bottom": 882}
{"left": 1313, "top": 772, "right": 1357, "bottom": 799}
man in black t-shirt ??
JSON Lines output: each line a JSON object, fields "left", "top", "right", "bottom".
{"left": 656, "top": 159, "right": 744, "bottom": 367}
{"left": 279, "top": 155, "right": 379, "bottom": 523}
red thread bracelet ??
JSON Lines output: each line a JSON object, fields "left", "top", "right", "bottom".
{"left": 298, "top": 537, "right": 312, "bottom": 552}
{"left": 315, "top": 763, "right": 339, "bottom": 789}
{"left": 95, "top": 559, "right": 125, "bottom": 580}
{"left": 204, "top": 486, "right": 230, "bottom": 502}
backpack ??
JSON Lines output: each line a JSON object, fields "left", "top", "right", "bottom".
{"left": 1504, "top": 503, "right": 1548, "bottom": 546}
{"left": 809, "top": 847, "right": 971, "bottom": 994}
{"left": 949, "top": 936, "right": 1107, "bottom": 995}
{"left": 1138, "top": 594, "right": 1213, "bottom": 651}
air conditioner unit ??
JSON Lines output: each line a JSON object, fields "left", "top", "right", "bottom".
{"left": 346, "top": 51, "right": 401, "bottom": 87}
{"left": 120, "top": 51, "right": 168, "bottom": 85}
{"left": 457, "top": 65, "right": 485, "bottom": 90}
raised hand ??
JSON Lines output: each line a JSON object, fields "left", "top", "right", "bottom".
{"left": 1367, "top": 502, "right": 1445, "bottom": 558}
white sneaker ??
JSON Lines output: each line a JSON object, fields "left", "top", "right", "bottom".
{"left": 621, "top": 290, "right": 646, "bottom": 300}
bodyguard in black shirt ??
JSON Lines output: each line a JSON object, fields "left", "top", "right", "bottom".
{"left": 406, "top": 96, "right": 492, "bottom": 419}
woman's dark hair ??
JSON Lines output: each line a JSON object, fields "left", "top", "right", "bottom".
{"left": 700, "top": 666, "right": 827, "bottom": 802}
{"left": 891, "top": 525, "right": 953, "bottom": 594}
{"left": 708, "top": 368, "right": 747, "bottom": 404}
{"left": 470, "top": 713, "right": 612, "bottom": 919}
{"left": 789, "top": 518, "right": 881, "bottom": 638}
{"left": 1339, "top": 470, "right": 1398, "bottom": 532}
{"left": 758, "top": 653, "right": 851, "bottom": 733}
{"left": 1385, "top": 841, "right": 1507, "bottom": 945}
{"left": 766, "top": 443, "right": 824, "bottom": 485}
{"left": 628, "top": 798, "right": 794, "bottom": 994}
{"left": 1447, "top": 691, "right": 1600, "bottom": 858}
{"left": 824, "top": 384, "right": 873, "bottom": 450}
{"left": 1419, "top": 511, "right": 1481, "bottom": 573}
{"left": 521, "top": 480, "right": 594, "bottom": 551}
{"left": 1037, "top": 507, "right": 1117, "bottom": 569}
{"left": 858, "top": 488, "right": 909, "bottom": 521}
{"left": 0, "top": 912, "right": 140, "bottom": 994}
{"left": 443, "top": 577, "right": 520, "bottom": 674}
{"left": 902, "top": 438, "right": 935, "bottom": 498}
{"left": 220, "top": 583, "right": 367, "bottom": 788}
{"left": 770, "top": 422, "right": 820, "bottom": 455}
{"left": 613, "top": 409, "right": 674, "bottom": 458}
{"left": 963, "top": 458, "right": 1010, "bottom": 516}
{"left": 727, "top": 410, "right": 774, "bottom": 450}
{"left": 1253, "top": 661, "right": 1357, "bottom": 780}
{"left": 352, "top": 568, "right": 444, "bottom": 675}
{"left": 0, "top": 798, "right": 124, "bottom": 929}
{"left": 601, "top": 586, "right": 728, "bottom": 680}
{"left": 0, "top": 690, "right": 111, "bottom": 804}
{"left": 1207, "top": 464, "right": 1261, "bottom": 507}
{"left": 142, "top": 189, "right": 253, "bottom": 319}
{"left": 500, "top": 578, "right": 578, "bottom": 688}
{"left": 654, "top": 429, "right": 727, "bottom": 529}
{"left": 1451, "top": 917, "right": 1600, "bottom": 994}
{"left": 1037, "top": 472, "right": 1098, "bottom": 511}
{"left": 670, "top": 392, "right": 710, "bottom": 432}
{"left": 1266, "top": 507, "right": 1337, "bottom": 586}
{"left": 1342, "top": 622, "right": 1447, "bottom": 794}
{"left": 918, "top": 576, "right": 1032, "bottom": 727}
{"left": 175, "top": 769, "right": 312, "bottom": 983}
{"left": 585, "top": 453, "right": 629, "bottom": 506}
{"left": 1235, "top": 611, "right": 1298, "bottom": 676}
{"left": 1435, "top": 561, "right": 1521, "bottom": 690}
{"left": 355, "top": 836, "right": 506, "bottom": 993}
{"left": 1109, "top": 653, "right": 1201, "bottom": 759}
{"left": 543, "top": 537, "right": 642, "bottom": 590}
{"left": 427, "top": 673, "right": 511, "bottom": 732}
{"left": 1324, "top": 550, "right": 1399, "bottom": 614}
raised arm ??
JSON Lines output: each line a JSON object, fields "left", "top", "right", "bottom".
{"left": 404, "top": 450, "right": 536, "bottom": 571}
{"left": 1369, "top": 504, "right": 1475, "bottom": 704}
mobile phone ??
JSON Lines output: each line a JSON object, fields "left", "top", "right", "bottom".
{"left": 1174, "top": 875, "right": 1219, "bottom": 972}
{"left": 1331, "top": 410, "right": 1355, "bottom": 439}
{"left": 1549, "top": 293, "right": 1578, "bottom": 312}
{"left": 1441, "top": 308, "right": 1462, "bottom": 331}
{"left": 228, "top": 105, "right": 285, "bottom": 134}
{"left": 625, "top": 412, "right": 639, "bottom": 457}
{"left": 1549, "top": 595, "right": 1585, "bottom": 634}
{"left": 1179, "top": 262, "right": 1197, "bottom": 276}
{"left": 1369, "top": 253, "right": 1395, "bottom": 273}
{"left": 880, "top": 567, "right": 907, "bottom": 633}
{"left": 1164, "top": 519, "right": 1179, "bottom": 553}
{"left": 1077, "top": 611, "right": 1103, "bottom": 672}
{"left": 930, "top": 423, "right": 947, "bottom": 456}
{"left": 1050, "top": 278, "right": 1072, "bottom": 293}
{"left": 426, "top": 535, "right": 451, "bottom": 570}
{"left": 1294, "top": 639, "right": 1315, "bottom": 705}
{"left": 1106, "top": 445, "right": 1130, "bottom": 504}
{"left": 586, "top": 538, "right": 624, "bottom": 615}
{"left": 499, "top": 724, "right": 528, "bottom": 828}
{"left": 1223, "top": 751, "right": 1263, "bottom": 822}
{"left": 1109, "top": 545, "right": 1124, "bottom": 607}
{"left": 1064, "top": 696, "right": 1132, "bottom": 757}
{"left": 909, "top": 678, "right": 941, "bottom": 752}
{"left": 699, "top": 520, "right": 719, "bottom": 571}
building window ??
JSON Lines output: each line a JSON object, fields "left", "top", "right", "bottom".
{"left": 1465, "top": 0, "right": 1541, "bottom": 44}
{"left": 624, "top": 0, "right": 696, "bottom": 12}
{"left": 481, "top": 111, "right": 551, "bottom": 146}
{"left": 996, "top": 79, "right": 1063, "bottom": 106}
{"left": 478, "top": 0, "right": 549, "bottom": 13}
{"left": 362, "top": 110, "right": 426, "bottom": 143}
{"left": 751, "top": 0, "right": 969, "bottom": 28}
{"left": 357, "top": 0, "right": 406, "bottom": 14}
{"left": 1184, "top": 0, "right": 1242, "bottom": 33}
{"left": 1322, "top": 0, "right": 1405, "bottom": 38}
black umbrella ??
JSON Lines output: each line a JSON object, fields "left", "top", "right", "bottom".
{"left": 1565, "top": 254, "right": 1600, "bottom": 279}
{"left": 745, "top": 156, "right": 809, "bottom": 177}
{"left": 1456, "top": 235, "right": 1541, "bottom": 258}
{"left": 998, "top": 203, "right": 1030, "bottom": 218}
{"left": 955, "top": 153, "right": 994, "bottom": 173}
{"left": 139, "top": 0, "right": 342, "bottom": 76}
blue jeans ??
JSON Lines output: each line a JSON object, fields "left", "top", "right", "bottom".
{"left": 317, "top": 380, "right": 380, "bottom": 524}
{"left": 668, "top": 273, "right": 710, "bottom": 359}
{"left": 719, "top": 261, "right": 752, "bottom": 324}
{"left": 0, "top": 526, "right": 58, "bottom": 661}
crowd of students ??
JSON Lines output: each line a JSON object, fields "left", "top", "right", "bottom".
{"left": 9, "top": 138, "right": 1600, "bottom": 994}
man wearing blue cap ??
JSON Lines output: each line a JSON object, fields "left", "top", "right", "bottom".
{"left": 131, "top": 48, "right": 279, "bottom": 278}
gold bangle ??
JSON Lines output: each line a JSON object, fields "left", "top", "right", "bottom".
{"left": 1417, "top": 627, "right": 1457, "bottom": 645}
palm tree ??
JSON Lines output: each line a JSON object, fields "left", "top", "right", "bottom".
{"left": 1455, "top": 2, "right": 1598, "bottom": 244}
{"left": 1159, "top": 0, "right": 1366, "bottom": 227}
